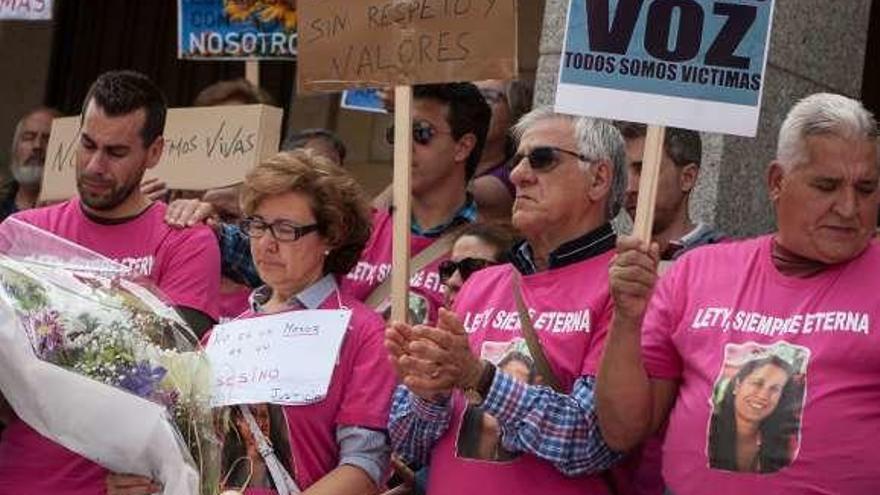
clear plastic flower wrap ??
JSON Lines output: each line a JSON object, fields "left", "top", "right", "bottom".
{"left": 0, "top": 218, "right": 223, "bottom": 495}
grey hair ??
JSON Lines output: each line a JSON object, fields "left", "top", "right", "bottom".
{"left": 777, "top": 93, "right": 879, "bottom": 169}
{"left": 513, "top": 106, "right": 627, "bottom": 219}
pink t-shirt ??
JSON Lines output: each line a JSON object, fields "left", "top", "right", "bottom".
{"left": 643, "top": 235, "right": 880, "bottom": 494}
{"left": 238, "top": 292, "right": 396, "bottom": 490}
{"left": 218, "top": 278, "right": 252, "bottom": 322}
{"left": 341, "top": 209, "right": 448, "bottom": 324}
{"left": 0, "top": 199, "right": 221, "bottom": 495}
{"left": 426, "top": 255, "right": 614, "bottom": 495}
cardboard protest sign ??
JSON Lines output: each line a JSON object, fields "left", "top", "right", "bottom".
{"left": 40, "top": 116, "right": 81, "bottom": 202}
{"left": 556, "top": 0, "right": 775, "bottom": 137}
{"left": 0, "top": 0, "right": 52, "bottom": 20}
{"left": 40, "top": 104, "right": 282, "bottom": 202}
{"left": 178, "top": 0, "right": 298, "bottom": 60}
{"left": 206, "top": 310, "right": 351, "bottom": 406}
{"left": 296, "top": 0, "right": 518, "bottom": 93}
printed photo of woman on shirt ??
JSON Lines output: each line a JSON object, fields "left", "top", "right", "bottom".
{"left": 707, "top": 342, "right": 809, "bottom": 474}
{"left": 456, "top": 342, "right": 538, "bottom": 462}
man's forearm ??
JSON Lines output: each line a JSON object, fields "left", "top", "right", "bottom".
{"left": 596, "top": 314, "right": 654, "bottom": 452}
{"left": 302, "top": 464, "right": 378, "bottom": 495}
{"left": 482, "top": 373, "right": 623, "bottom": 476}
{"left": 387, "top": 386, "right": 451, "bottom": 467}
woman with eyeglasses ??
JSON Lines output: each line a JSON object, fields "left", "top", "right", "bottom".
{"left": 218, "top": 150, "right": 395, "bottom": 495}
{"left": 439, "top": 223, "right": 518, "bottom": 308}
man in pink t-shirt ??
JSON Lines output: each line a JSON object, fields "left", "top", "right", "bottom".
{"left": 0, "top": 70, "right": 220, "bottom": 495}
{"left": 387, "top": 109, "right": 630, "bottom": 495}
{"left": 600, "top": 93, "right": 880, "bottom": 495}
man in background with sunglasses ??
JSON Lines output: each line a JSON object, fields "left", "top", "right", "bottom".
{"left": 342, "top": 82, "right": 490, "bottom": 324}
{"left": 166, "top": 82, "right": 491, "bottom": 326}
{"left": 617, "top": 123, "right": 725, "bottom": 261}
{"left": 388, "top": 108, "right": 631, "bottom": 494}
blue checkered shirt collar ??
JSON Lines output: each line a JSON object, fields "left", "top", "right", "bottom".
{"left": 249, "top": 274, "right": 337, "bottom": 312}
{"left": 409, "top": 195, "right": 477, "bottom": 238}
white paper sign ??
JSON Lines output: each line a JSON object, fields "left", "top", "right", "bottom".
{"left": 0, "top": 0, "right": 52, "bottom": 20}
{"left": 207, "top": 309, "right": 352, "bottom": 407}
{"left": 555, "top": 0, "right": 775, "bottom": 137}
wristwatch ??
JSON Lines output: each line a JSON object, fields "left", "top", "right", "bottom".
{"left": 464, "top": 360, "right": 497, "bottom": 405}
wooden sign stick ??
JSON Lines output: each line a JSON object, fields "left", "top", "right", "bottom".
{"left": 245, "top": 60, "right": 260, "bottom": 87}
{"left": 391, "top": 86, "right": 413, "bottom": 323}
{"left": 632, "top": 125, "right": 666, "bottom": 244}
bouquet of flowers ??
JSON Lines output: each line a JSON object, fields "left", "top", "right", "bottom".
{"left": 0, "top": 218, "right": 222, "bottom": 495}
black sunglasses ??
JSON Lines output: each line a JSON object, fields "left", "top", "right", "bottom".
{"left": 439, "top": 258, "right": 496, "bottom": 283}
{"left": 510, "top": 146, "right": 590, "bottom": 172}
{"left": 239, "top": 217, "right": 319, "bottom": 243}
{"left": 386, "top": 120, "right": 450, "bottom": 146}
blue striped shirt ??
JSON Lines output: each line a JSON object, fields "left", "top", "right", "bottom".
{"left": 389, "top": 372, "right": 623, "bottom": 476}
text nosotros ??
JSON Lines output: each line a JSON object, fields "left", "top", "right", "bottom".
{"left": 331, "top": 31, "right": 471, "bottom": 79}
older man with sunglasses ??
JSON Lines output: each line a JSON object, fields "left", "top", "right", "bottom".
{"left": 386, "top": 107, "right": 628, "bottom": 495}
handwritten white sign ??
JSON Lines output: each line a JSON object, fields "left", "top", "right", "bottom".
{"left": 206, "top": 309, "right": 352, "bottom": 407}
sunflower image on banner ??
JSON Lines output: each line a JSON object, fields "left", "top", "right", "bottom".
{"left": 178, "top": 0, "right": 297, "bottom": 60}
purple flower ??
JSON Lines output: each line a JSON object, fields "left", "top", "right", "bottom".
{"left": 118, "top": 361, "right": 167, "bottom": 399}
{"left": 27, "top": 310, "right": 65, "bottom": 358}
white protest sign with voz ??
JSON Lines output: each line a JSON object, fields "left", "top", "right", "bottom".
{"left": 206, "top": 309, "right": 352, "bottom": 407}
{"left": 556, "top": 0, "right": 775, "bottom": 137}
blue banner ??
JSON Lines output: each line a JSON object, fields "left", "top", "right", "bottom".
{"left": 341, "top": 89, "right": 388, "bottom": 114}
{"left": 560, "top": 0, "right": 773, "bottom": 106}
{"left": 178, "top": 0, "right": 297, "bottom": 60}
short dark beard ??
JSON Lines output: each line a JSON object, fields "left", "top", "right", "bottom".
{"left": 77, "top": 169, "right": 145, "bottom": 211}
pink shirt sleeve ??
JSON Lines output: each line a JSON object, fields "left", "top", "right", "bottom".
{"left": 640, "top": 262, "right": 685, "bottom": 380}
{"left": 155, "top": 226, "right": 222, "bottom": 321}
{"left": 335, "top": 307, "right": 396, "bottom": 430}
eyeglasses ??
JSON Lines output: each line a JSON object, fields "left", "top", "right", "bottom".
{"left": 385, "top": 120, "right": 451, "bottom": 146}
{"left": 479, "top": 88, "right": 506, "bottom": 105}
{"left": 438, "top": 257, "right": 496, "bottom": 283}
{"left": 510, "top": 146, "right": 590, "bottom": 173}
{"left": 239, "top": 217, "right": 319, "bottom": 242}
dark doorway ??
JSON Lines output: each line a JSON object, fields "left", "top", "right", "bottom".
{"left": 863, "top": 0, "right": 879, "bottom": 115}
